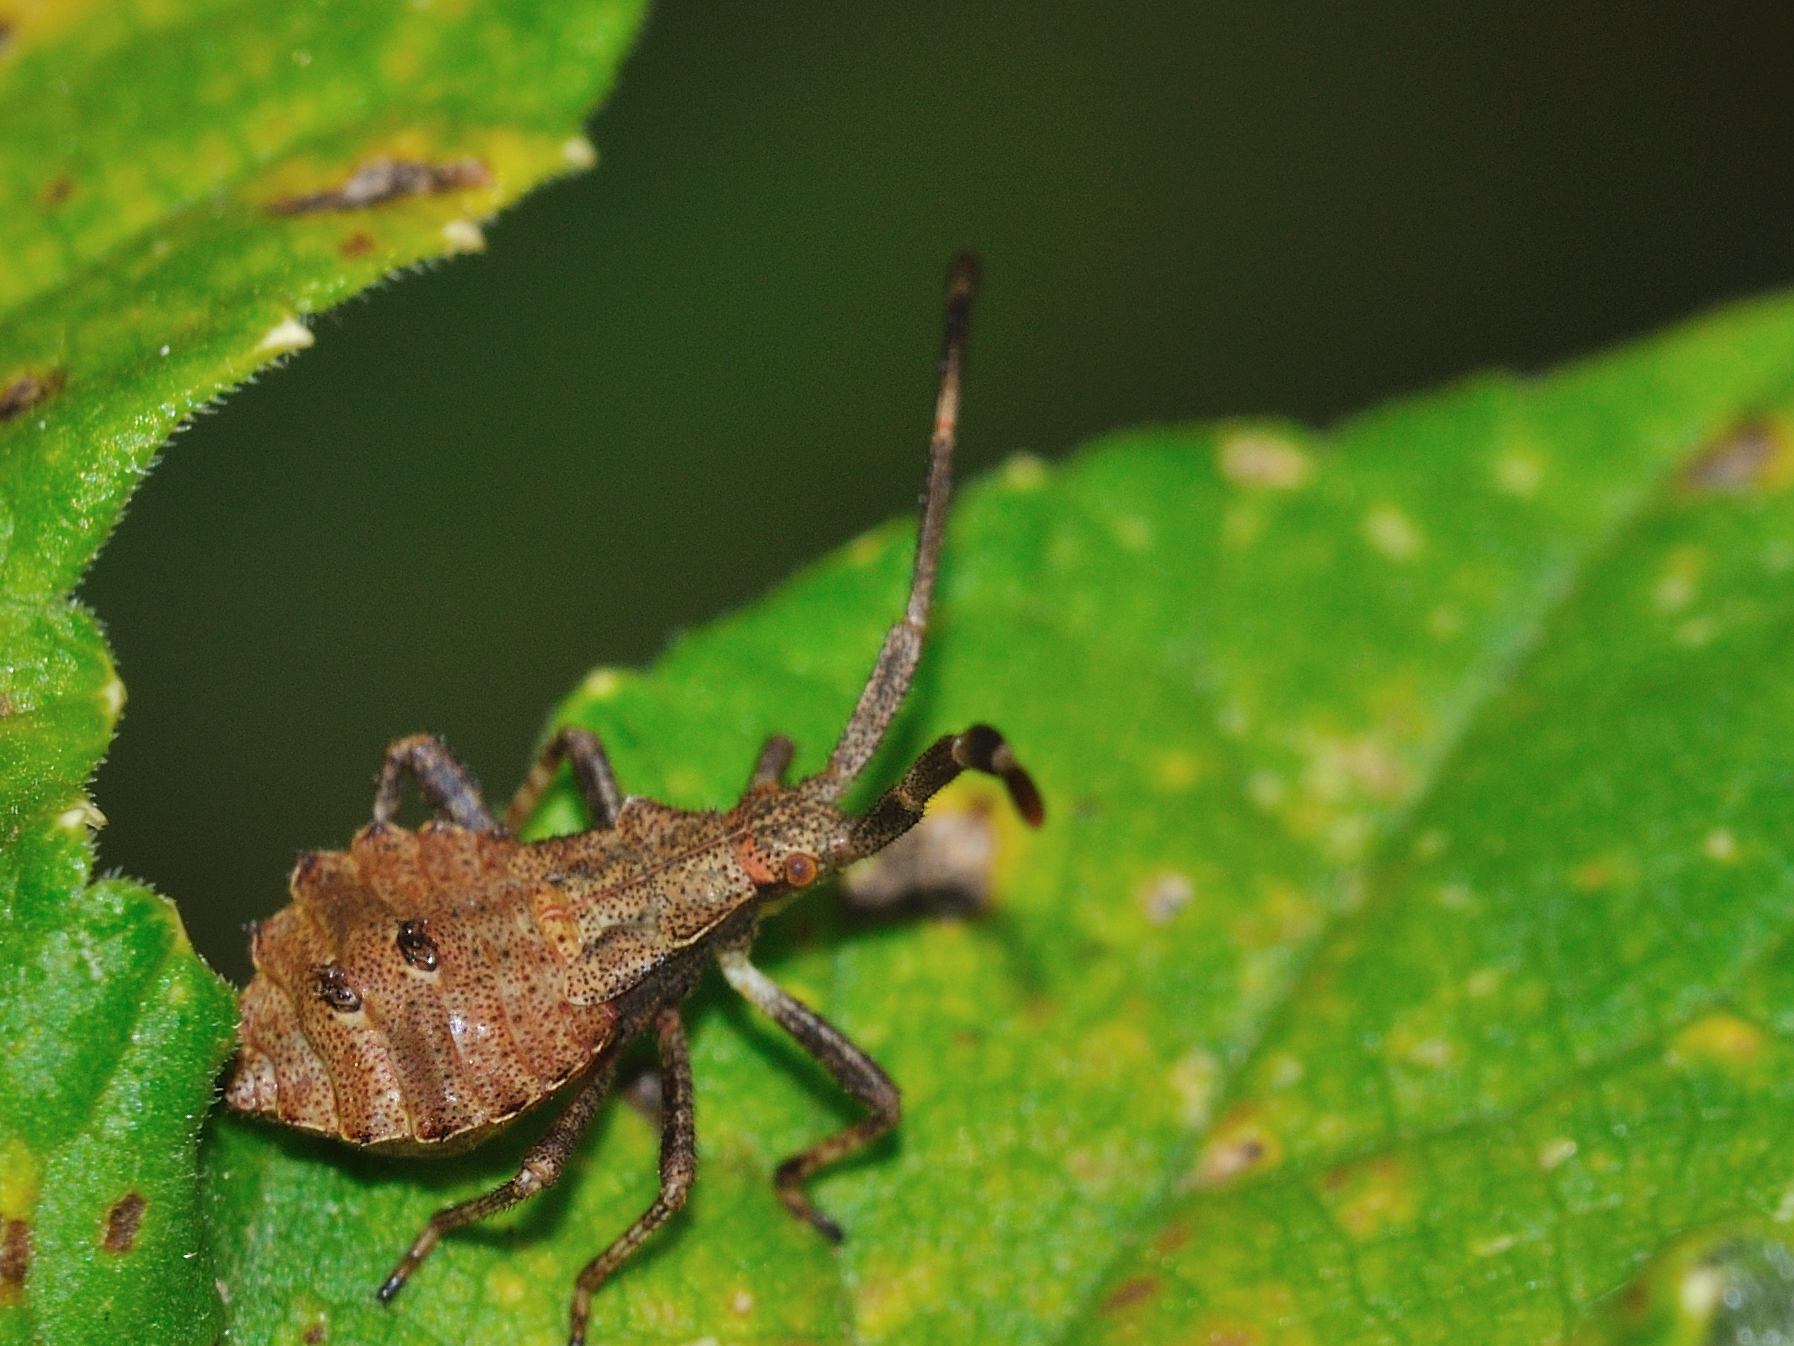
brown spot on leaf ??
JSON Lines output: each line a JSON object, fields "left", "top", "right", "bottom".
{"left": 1152, "top": 1218, "right": 1192, "bottom": 1255}
{"left": 40, "top": 175, "right": 74, "bottom": 208}
{"left": 340, "top": 231, "right": 376, "bottom": 258}
{"left": 0, "top": 20, "right": 14, "bottom": 56}
{"left": 102, "top": 1192, "right": 146, "bottom": 1252}
{"left": 1681, "top": 418, "right": 1794, "bottom": 495}
{"left": 1192, "top": 1105, "right": 1282, "bottom": 1188}
{"left": 0, "top": 1218, "right": 28, "bottom": 1302}
{"left": 0, "top": 368, "right": 66, "bottom": 422}
{"left": 269, "top": 157, "right": 491, "bottom": 215}
{"left": 1100, "top": 1275, "right": 1161, "bottom": 1313}
{"left": 302, "top": 1318, "right": 327, "bottom": 1345}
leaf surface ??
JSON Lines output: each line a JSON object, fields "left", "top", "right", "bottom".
{"left": 0, "top": 2, "right": 647, "bottom": 1343}
{"left": 206, "top": 293, "right": 1794, "bottom": 1343}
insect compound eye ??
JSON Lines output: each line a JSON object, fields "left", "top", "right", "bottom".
{"left": 396, "top": 919, "right": 440, "bottom": 972}
{"left": 314, "top": 963, "right": 362, "bottom": 1014}
{"left": 783, "top": 852, "right": 819, "bottom": 888}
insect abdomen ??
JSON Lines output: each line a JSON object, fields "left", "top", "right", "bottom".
{"left": 226, "top": 824, "right": 616, "bottom": 1151}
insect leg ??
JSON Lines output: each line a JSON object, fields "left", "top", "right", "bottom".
{"left": 717, "top": 945, "right": 897, "bottom": 1243}
{"left": 814, "top": 254, "right": 978, "bottom": 801}
{"left": 847, "top": 723, "right": 1044, "bottom": 857}
{"left": 568, "top": 1008, "right": 695, "bottom": 1346}
{"left": 504, "top": 726, "right": 624, "bottom": 832}
{"left": 376, "top": 1057, "right": 619, "bottom": 1306}
{"left": 371, "top": 733, "right": 497, "bottom": 830}
{"left": 746, "top": 733, "right": 796, "bottom": 792}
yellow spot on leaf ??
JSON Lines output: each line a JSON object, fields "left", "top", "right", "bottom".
{"left": 0, "top": 1141, "right": 39, "bottom": 1220}
{"left": 1426, "top": 604, "right": 1464, "bottom": 639}
{"left": 1217, "top": 430, "right": 1314, "bottom": 489}
{"left": 1301, "top": 732, "right": 1410, "bottom": 804}
{"left": 1246, "top": 770, "right": 1286, "bottom": 809}
{"left": 1222, "top": 500, "right": 1268, "bottom": 550}
{"left": 1405, "top": 1036, "right": 1454, "bottom": 1069}
{"left": 1668, "top": 1011, "right": 1767, "bottom": 1071}
{"left": 1465, "top": 966, "right": 1502, "bottom": 998}
{"left": 1412, "top": 828, "right": 1449, "bottom": 860}
{"left": 561, "top": 135, "right": 599, "bottom": 169}
{"left": 1675, "top": 615, "right": 1718, "bottom": 648}
{"left": 1680, "top": 1264, "right": 1726, "bottom": 1317}
{"left": 1322, "top": 1155, "right": 1416, "bottom": 1240}
{"left": 1362, "top": 503, "right": 1422, "bottom": 560}
{"left": 1001, "top": 454, "right": 1048, "bottom": 490}
{"left": 98, "top": 675, "right": 125, "bottom": 717}
{"left": 1168, "top": 1049, "right": 1220, "bottom": 1127}
{"left": 1267, "top": 1052, "right": 1305, "bottom": 1089}
{"left": 1493, "top": 449, "right": 1544, "bottom": 497}
{"left": 485, "top": 1265, "right": 529, "bottom": 1306}
{"left": 1537, "top": 1137, "right": 1578, "bottom": 1170}
{"left": 1703, "top": 828, "right": 1740, "bottom": 862}
{"left": 580, "top": 667, "right": 623, "bottom": 700}
{"left": 1152, "top": 749, "right": 1202, "bottom": 792}
{"left": 1435, "top": 881, "right": 1476, "bottom": 912}
{"left": 1112, "top": 514, "right": 1152, "bottom": 551}
{"left": 1651, "top": 544, "right": 1706, "bottom": 613}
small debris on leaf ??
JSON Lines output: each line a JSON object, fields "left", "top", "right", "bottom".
{"left": 269, "top": 156, "right": 491, "bottom": 215}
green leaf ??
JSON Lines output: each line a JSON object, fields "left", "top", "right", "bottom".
{"left": 204, "top": 291, "right": 1794, "bottom": 1343}
{"left": 0, "top": 2, "right": 647, "bottom": 1343}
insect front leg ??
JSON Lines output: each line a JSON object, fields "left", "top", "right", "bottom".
{"left": 504, "top": 725, "right": 625, "bottom": 832}
{"left": 846, "top": 723, "right": 1044, "bottom": 857}
{"left": 375, "top": 1057, "right": 618, "bottom": 1307}
{"left": 372, "top": 733, "right": 498, "bottom": 830}
{"left": 568, "top": 1008, "right": 695, "bottom": 1346}
{"left": 717, "top": 945, "right": 898, "bottom": 1243}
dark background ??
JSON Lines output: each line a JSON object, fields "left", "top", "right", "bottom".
{"left": 81, "top": 2, "right": 1794, "bottom": 980}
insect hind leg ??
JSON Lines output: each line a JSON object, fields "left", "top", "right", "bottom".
{"left": 375, "top": 1057, "right": 619, "bottom": 1306}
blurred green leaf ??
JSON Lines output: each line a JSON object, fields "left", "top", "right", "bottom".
{"left": 206, "top": 292, "right": 1794, "bottom": 1343}
{"left": 0, "top": 1, "right": 647, "bottom": 1343}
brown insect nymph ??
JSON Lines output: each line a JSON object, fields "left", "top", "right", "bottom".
{"left": 224, "top": 254, "right": 1043, "bottom": 1346}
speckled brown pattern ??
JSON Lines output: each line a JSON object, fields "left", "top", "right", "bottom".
{"left": 226, "top": 785, "right": 862, "bottom": 1151}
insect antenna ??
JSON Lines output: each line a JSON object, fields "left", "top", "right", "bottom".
{"left": 814, "top": 252, "right": 979, "bottom": 799}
